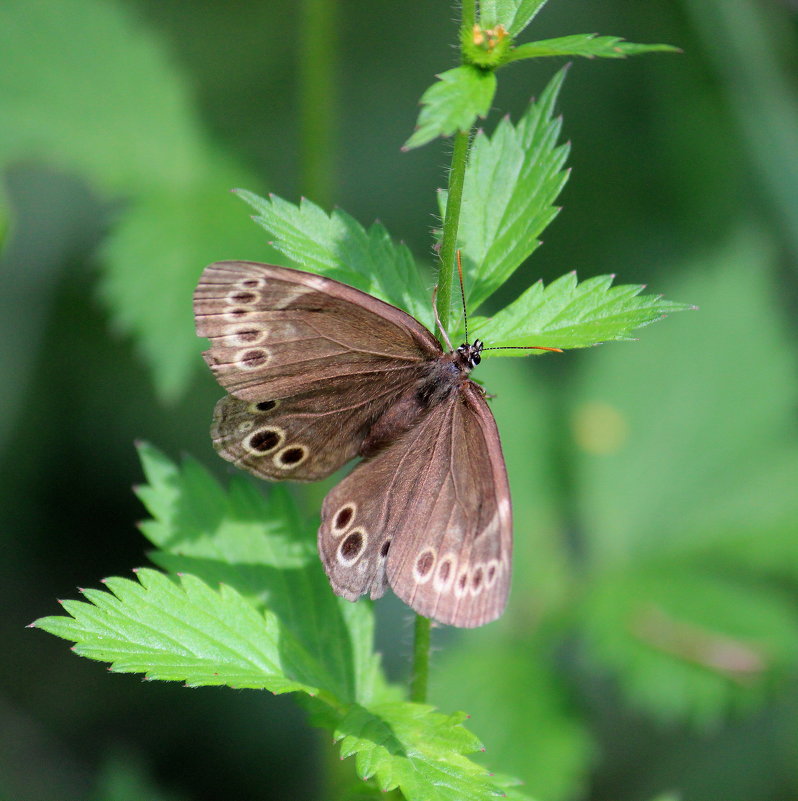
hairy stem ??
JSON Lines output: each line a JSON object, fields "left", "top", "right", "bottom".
{"left": 299, "top": 0, "right": 337, "bottom": 207}
{"left": 434, "top": 129, "right": 471, "bottom": 343}
{"left": 461, "top": 0, "right": 476, "bottom": 30}
{"left": 411, "top": 615, "right": 432, "bottom": 702}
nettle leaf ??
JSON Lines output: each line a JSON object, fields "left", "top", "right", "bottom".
{"left": 470, "top": 272, "right": 691, "bottom": 353}
{"left": 134, "top": 442, "right": 386, "bottom": 706}
{"left": 334, "top": 702, "right": 532, "bottom": 800}
{"left": 404, "top": 65, "right": 497, "bottom": 151}
{"left": 510, "top": 34, "right": 680, "bottom": 62}
{"left": 439, "top": 67, "right": 570, "bottom": 319}
{"left": 580, "top": 565, "right": 798, "bottom": 728}
{"left": 236, "top": 190, "right": 431, "bottom": 328}
{"left": 34, "top": 569, "right": 321, "bottom": 695}
{"left": 479, "top": 0, "right": 551, "bottom": 37}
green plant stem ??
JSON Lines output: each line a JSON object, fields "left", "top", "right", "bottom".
{"left": 461, "top": 0, "right": 476, "bottom": 30}
{"left": 435, "top": 129, "right": 471, "bottom": 342}
{"left": 411, "top": 615, "right": 432, "bottom": 702}
{"left": 299, "top": 0, "right": 337, "bottom": 207}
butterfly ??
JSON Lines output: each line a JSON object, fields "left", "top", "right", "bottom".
{"left": 194, "top": 261, "right": 557, "bottom": 627}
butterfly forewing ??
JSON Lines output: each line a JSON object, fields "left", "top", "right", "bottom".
{"left": 194, "top": 261, "right": 441, "bottom": 401}
{"left": 318, "top": 381, "right": 511, "bottom": 627}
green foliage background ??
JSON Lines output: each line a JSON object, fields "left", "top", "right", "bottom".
{"left": 2, "top": 1, "right": 798, "bottom": 800}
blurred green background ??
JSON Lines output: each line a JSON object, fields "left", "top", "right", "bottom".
{"left": 2, "top": 1, "right": 798, "bottom": 799}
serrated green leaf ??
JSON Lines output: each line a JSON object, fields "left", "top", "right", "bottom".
{"left": 480, "top": 0, "right": 551, "bottom": 36}
{"left": 334, "top": 702, "right": 533, "bottom": 800}
{"left": 404, "top": 66, "right": 497, "bottom": 151}
{"left": 235, "top": 190, "right": 431, "bottom": 327}
{"left": 433, "top": 634, "right": 593, "bottom": 801}
{"left": 35, "top": 569, "right": 322, "bottom": 695}
{"left": 581, "top": 565, "right": 798, "bottom": 728}
{"left": 440, "top": 68, "right": 570, "bottom": 320}
{"left": 510, "top": 34, "right": 680, "bottom": 61}
{"left": 470, "top": 272, "right": 690, "bottom": 353}
{"left": 134, "top": 442, "right": 388, "bottom": 706}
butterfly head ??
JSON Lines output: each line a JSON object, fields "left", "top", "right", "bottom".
{"left": 455, "top": 339, "right": 483, "bottom": 372}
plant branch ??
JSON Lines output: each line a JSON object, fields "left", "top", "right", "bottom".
{"left": 435, "top": 129, "right": 471, "bottom": 343}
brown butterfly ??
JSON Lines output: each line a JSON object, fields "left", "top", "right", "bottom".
{"left": 194, "top": 261, "right": 556, "bottom": 627}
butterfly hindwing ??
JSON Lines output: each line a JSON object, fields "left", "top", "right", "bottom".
{"left": 210, "top": 371, "right": 425, "bottom": 481}
{"left": 318, "top": 380, "right": 512, "bottom": 627}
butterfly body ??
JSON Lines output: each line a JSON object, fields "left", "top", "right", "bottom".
{"left": 195, "top": 261, "right": 511, "bottom": 627}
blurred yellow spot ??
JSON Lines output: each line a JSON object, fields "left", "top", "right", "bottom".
{"left": 571, "top": 401, "right": 628, "bottom": 454}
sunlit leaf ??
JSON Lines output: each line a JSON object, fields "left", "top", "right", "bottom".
{"left": 470, "top": 272, "right": 691, "bottom": 353}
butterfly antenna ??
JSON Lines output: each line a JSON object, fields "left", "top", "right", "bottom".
{"left": 482, "top": 345, "right": 564, "bottom": 353}
{"left": 431, "top": 285, "right": 454, "bottom": 352}
{"left": 456, "top": 250, "right": 469, "bottom": 343}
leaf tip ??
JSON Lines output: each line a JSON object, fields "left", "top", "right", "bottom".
{"left": 691, "top": 304, "right": 700, "bottom": 311}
